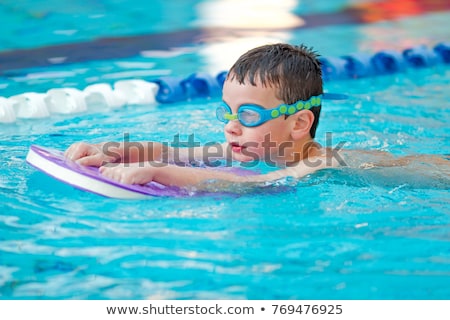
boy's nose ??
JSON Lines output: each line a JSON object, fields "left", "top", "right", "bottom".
{"left": 224, "top": 119, "right": 242, "bottom": 136}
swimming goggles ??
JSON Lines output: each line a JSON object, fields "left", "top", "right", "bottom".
{"left": 216, "top": 94, "right": 322, "bottom": 127}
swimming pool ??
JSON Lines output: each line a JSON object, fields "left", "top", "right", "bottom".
{"left": 1, "top": 0, "right": 449, "bottom": 299}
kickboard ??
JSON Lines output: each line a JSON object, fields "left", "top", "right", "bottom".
{"left": 26, "top": 145, "right": 184, "bottom": 199}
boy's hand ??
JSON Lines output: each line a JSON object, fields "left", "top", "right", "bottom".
{"left": 99, "top": 163, "right": 156, "bottom": 185}
{"left": 65, "top": 142, "right": 119, "bottom": 167}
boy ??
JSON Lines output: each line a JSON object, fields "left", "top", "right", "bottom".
{"left": 64, "top": 43, "right": 347, "bottom": 190}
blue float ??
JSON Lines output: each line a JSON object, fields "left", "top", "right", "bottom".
{"left": 182, "top": 72, "right": 222, "bottom": 99}
{"left": 341, "top": 53, "right": 375, "bottom": 78}
{"left": 434, "top": 42, "right": 450, "bottom": 63}
{"left": 403, "top": 45, "right": 439, "bottom": 68}
{"left": 371, "top": 50, "right": 407, "bottom": 74}
{"left": 153, "top": 76, "right": 187, "bottom": 103}
{"left": 216, "top": 71, "right": 228, "bottom": 87}
{"left": 318, "top": 56, "right": 349, "bottom": 80}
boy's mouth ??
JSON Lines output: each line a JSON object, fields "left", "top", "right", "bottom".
{"left": 230, "top": 142, "right": 244, "bottom": 153}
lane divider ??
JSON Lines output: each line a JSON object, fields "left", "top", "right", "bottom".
{"left": 1, "top": 42, "right": 448, "bottom": 123}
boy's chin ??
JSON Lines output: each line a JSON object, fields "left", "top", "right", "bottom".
{"left": 232, "top": 152, "right": 261, "bottom": 163}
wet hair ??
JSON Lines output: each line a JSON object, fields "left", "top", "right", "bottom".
{"left": 227, "top": 43, "right": 323, "bottom": 138}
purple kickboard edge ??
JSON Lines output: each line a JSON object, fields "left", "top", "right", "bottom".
{"left": 27, "top": 145, "right": 255, "bottom": 198}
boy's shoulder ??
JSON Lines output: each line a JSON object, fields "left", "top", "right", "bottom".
{"left": 279, "top": 146, "right": 339, "bottom": 178}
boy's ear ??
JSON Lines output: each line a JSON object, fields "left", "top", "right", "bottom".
{"left": 290, "top": 110, "right": 314, "bottom": 140}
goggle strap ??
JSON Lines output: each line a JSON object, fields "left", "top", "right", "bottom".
{"left": 271, "top": 95, "right": 322, "bottom": 119}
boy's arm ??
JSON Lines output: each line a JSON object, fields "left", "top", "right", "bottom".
{"left": 100, "top": 154, "right": 333, "bottom": 191}
{"left": 341, "top": 150, "right": 450, "bottom": 168}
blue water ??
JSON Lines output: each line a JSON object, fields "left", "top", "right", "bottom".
{"left": 1, "top": 1, "right": 450, "bottom": 299}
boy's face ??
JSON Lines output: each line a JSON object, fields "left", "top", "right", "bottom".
{"left": 221, "top": 77, "right": 297, "bottom": 163}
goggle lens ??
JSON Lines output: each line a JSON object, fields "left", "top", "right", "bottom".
{"left": 216, "top": 104, "right": 230, "bottom": 123}
{"left": 238, "top": 108, "right": 262, "bottom": 127}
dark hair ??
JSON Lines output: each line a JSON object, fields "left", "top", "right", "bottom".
{"left": 227, "top": 43, "right": 323, "bottom": 138}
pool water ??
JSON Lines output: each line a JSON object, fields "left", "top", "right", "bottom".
{"left": 1, "top": 0, "right": 450, "bottom": 299}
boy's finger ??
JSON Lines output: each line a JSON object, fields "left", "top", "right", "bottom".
{"left": 65, "top": 143, "right": 91, "bottom": 160}
{"left": 76, "top": 154, "right": 110, "bottom": 167}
